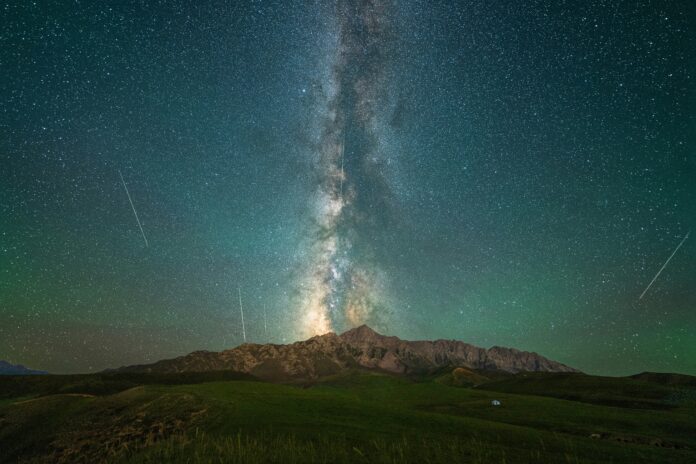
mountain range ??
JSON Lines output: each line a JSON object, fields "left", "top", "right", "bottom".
{"left": 0, "top": 360, "right": 48, "bottom": 375}
{"left": 117, "top": 325, "right": 578, "bottom": 381}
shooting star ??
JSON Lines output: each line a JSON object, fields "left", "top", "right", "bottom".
{"left": 339, "top": 134, "right": 345, "bottom": 200}
{"left": 238, "top": 286, "right": 246, "bottom": 342}
{"left": 639, "top": 231, "right": 690, "bottom": 300}
{"left": 118, "top": 170, "right": 149, "bottom": 248}
{"left": 263, "top": 304, "right": 268, "bottom": 338}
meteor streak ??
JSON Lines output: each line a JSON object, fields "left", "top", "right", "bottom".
{"left": 639, "top": 231, "right": 690, "bottom": 300}
{"left": 263, "top": 304, "right": 267, "bottom": 338}
{"left": 238, "top": 286, "right": 246, "bottom": 342}
{"left": 340, "top": 134, "right": 345, "bottom": 201}
{"left": 118, "top": 170, "right": 149, "bottom": 248}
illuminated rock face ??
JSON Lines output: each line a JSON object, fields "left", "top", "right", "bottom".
{"left": 116, "top": 325, "right": 579, "bottom": 381}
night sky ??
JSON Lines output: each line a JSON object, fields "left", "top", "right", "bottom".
{"left": 1, "top": 1, "right": 694, "bottom": 376}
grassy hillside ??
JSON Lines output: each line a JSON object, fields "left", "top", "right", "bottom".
{"left": 476, "top": 371, "right": 696, "bottom": 409}
{"left": 0, "top": 371, "right": 256, "bottom": 399}
{"left": 0, "top": 370, "right": 695, "bottom": 463}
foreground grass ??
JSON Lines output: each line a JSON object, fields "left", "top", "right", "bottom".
{"left": 118, "top": 430, "right": 517, "bottom": 464}
{"left": 1, "top": 371, "right": 695, "bottom": 463}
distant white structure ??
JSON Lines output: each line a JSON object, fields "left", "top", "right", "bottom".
{"left": 491, "top": 400, "right": 501, "bottom": 406}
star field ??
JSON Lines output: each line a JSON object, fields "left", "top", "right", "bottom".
{"left": 1, "top": 0, "right": 694, "bottom": 375}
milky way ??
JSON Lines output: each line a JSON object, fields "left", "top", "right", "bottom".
{"left": 297, "top": 0, "right": 397, "bottom": 337}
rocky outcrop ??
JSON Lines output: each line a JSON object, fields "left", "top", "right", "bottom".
{"left": 338, "top": 325, "right": 577, "bottom": 374}
{"left": 117, "top": 325, "right": 578, "bottom": 380}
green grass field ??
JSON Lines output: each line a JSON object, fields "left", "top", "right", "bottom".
{"left": 1, "top": 370, "right": 694, "bottom": 463}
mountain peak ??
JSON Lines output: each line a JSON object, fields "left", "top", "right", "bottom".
{"left": 341, "top": 324, "right": 380, "bottom": 337}
{"left": 339, "top": 324, "right": 392, "bottom": 344}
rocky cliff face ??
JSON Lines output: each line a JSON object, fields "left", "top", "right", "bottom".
{"left": 117, "top": 325, "right": 578, "bottom": 380}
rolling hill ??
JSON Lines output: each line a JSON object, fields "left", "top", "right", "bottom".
{"left": 0, "top": 361, "right": 47, "bottom": 376}
{"left": 1, "top": 369, "right": 695, "bottom": 463}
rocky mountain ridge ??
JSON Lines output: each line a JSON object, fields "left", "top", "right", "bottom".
{"left": 117, "top": 325, "right": 578, "bottom": 380}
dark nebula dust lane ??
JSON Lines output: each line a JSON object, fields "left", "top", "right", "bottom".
{"left": 297, "top": 0, "right": 399, "bottom": 337}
